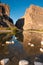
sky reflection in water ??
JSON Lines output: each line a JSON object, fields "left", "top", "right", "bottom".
{"left": 0, "top": 32, "right": 43, "bottom": 65}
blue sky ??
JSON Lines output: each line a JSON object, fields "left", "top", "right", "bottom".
{"left": 1, "top": 0, "right": 43, "bottom": 24}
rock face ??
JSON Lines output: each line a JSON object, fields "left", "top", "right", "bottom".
{"left": 15, "top": 5, "right": 43, "bottom": 30}
{"left": 0, "top": 3, "right": 14, "bottom": 28}
{"left": 15, "top": 18, "right": 24, "bottom": 30}
{"left": 0, "top": 3, "right": 9, "bottom": 16}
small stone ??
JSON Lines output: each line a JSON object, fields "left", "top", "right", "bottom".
{"left": 19, "top": 60, "right": 29, "bottom": 65}
{"left": 40, "top": 48, "right": 43, "bottom": 52}
{"left": 34, "top": 61, "right": 43, "bottom": 65}
{"left": 2, "top": 44, "right": 5, "bottom": 46}
{"left": 1, "top": 58, "right": 9, "bottom": 65}
{"left": 15, "top": 37, "right": 17, "bottom": 40}
{"left": 41, "top": 41, "right": 43, "bottom": 45}
{"left": 6, "top": 41, "right": 14, "bottom": 44}
{"left": 11, "top": 41, "right": 14, "bottom": 44}
{"left": 30, "top": 44, "right": 34, "bottom": 47}
{"left": 28, "top": 43, "right": 31, "bottom": 45}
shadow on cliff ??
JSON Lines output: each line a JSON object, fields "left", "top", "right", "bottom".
{"left": 15, "top": 18, "right": 25, "bottom": 42}
{"left": 15, "top": 18, "right": 24, "bottom": 30}
{"left": 0, "top": 15, "right": 14, "bottom": 27}
{"left": 3, "top": 15, "right": 13, "bottom": 24}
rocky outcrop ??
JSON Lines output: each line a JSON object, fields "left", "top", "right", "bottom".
{"left": 0, "top": 3, "right": 14, "bottom": 28}
{"left": 0, "top": 3, "right": 9, "bottom": 16}
{"left": 0, "top": 15, "right": 13, "bottom": 27}
{"left": 23, "top": 5, "right": 43, "bottom": 30}
{"left": 15, "top": 5, "right": 43, "bottom": 30}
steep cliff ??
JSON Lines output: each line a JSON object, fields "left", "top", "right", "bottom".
{"left": 23, "top": 5, "right": 43, "bottom": 30}
{"left": 15, "top": 5, "right": 43, "bottom": 30}
{"left": 0, "top": 3, "right": 14, "bottom": 29}
{"left": 0, "top": 3, "right": 10, "bottom": 16}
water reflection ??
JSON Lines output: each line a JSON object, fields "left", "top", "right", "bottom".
{"left": 15, "top": 31, "right": 43, "bottom": 65}
{"left": 0, "top": 32, "right": 43, "bottom": 65}
{"left": 15, "top": 31, "right": 42, "bottom": 55}
{"left": 34, "top": 54, "right": 43, "bottom": 65}
{"left": 0, "top": 33, "right": 30, "bottom": 65}
{"left": 0, "top": 33, "right": 13, "bottom": 46}
{"left": 15, "top": 32, "right": 23, "bottom": 42}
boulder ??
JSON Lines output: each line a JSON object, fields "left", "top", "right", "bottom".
{"left": 19, "top": 60, "right": 29, "bottom": 65}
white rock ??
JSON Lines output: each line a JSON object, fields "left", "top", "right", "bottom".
{"left": 34, "top": 61, "right": 43, "bottom": 65}
{"left": 28, "top": 43, "right": 31, "bottom": 45}
{"left": 15, "top": 37, "right": 17, "bottom": 40}
{"left": 30, "top": 44, "right": 34, "bottom": 47}
{"left": 6, "top": 41, "right": 14, "bottom": 44}
{"left": 19, "top": 60, "right": 29, "bottom": 65}
{"left": 40, "top": 48, "right": 43, "bottom": 52}
{"left": 6, "top": 41, "right": 11, "bottom": 44}
{"left": 0, "top": 58, "right": 9, "bottom": 65}
{"left": 11, "top": 41, "right": 14, "bottom": 44}
{"left": 41, "top": 41, "right": 43, "bottom": 45}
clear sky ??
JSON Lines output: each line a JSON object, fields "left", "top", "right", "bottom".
{"left": 1, "top": 0, "right": 43, "bottom": 24}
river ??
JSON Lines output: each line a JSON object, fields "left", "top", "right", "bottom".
{"left": 0, "top": 31, "right": 43, "bottom": 65}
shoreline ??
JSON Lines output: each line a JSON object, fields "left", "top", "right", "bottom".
{"left": 0, "top": 30, "right": 12, "bottom": 33}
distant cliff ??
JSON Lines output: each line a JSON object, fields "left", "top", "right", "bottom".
{"left": 15, "top": 5, "right": 43, "bottom": 30}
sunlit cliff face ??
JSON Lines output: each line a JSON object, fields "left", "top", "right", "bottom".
{"left": 0, "top": 3, "right": 14, "bottom": 28}
{"left": 0, "top": 3, "right": 10, "bottom": 16}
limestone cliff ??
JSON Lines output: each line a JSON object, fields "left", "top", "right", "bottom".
{"left": 23, "top": 5, "right": 43, "bottom": 30}
{"left": 0, "top": 3, "right": 14, "bottom": 29}
{"left": 0, "top": 3, "right": 10, "bottom": 16}
{"left": 15, "top": 5, "right": 43, "bottom": 30}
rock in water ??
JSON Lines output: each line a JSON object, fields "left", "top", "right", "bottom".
{"left": 19, "top": 60, "right": 29, "bottom": 65}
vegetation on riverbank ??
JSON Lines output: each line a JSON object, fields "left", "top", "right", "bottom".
{"left": 1, "top": 27, "right": 43, "bottom": 35}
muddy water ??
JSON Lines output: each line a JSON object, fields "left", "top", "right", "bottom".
{"left": 0, "top": 32, "right": 43, "bottom": 65}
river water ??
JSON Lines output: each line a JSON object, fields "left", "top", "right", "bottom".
{"left": 0, "top": 31, "right": 43, "bottom": 65}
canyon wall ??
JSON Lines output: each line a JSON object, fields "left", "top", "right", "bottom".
{"left": 15, "top": 5, "right": 43, "bottom": 30}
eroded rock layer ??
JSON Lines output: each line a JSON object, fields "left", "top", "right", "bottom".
{"left": 0, "top": 3, "right": 14, "bottom": 28}
{"left": 15, "top": 5, "right": 43, "bottom": 30}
